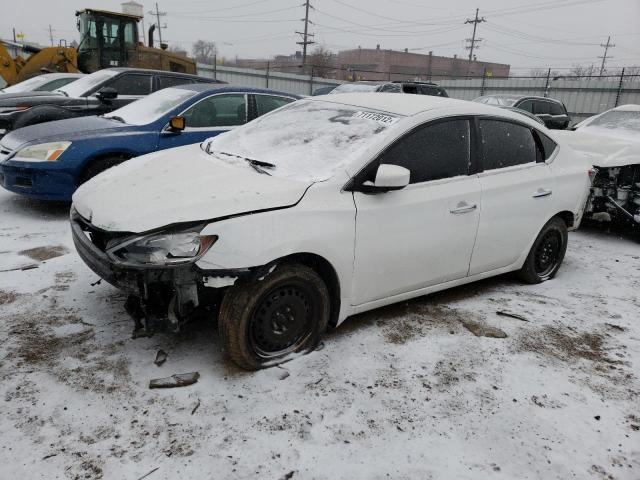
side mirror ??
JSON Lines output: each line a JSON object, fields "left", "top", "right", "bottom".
{"left": 358, "top": 164, "right": 410, "bottom": 193}
{"left": 168, "top": 116, "right": 185, "bottom": 132}
{"left": 96, "top": 87, "right": 118, "bottom": 101}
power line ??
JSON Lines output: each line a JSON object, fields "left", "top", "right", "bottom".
{"left": 465, "top": 8, "right": 485, "bottom": 61}
{"left": 598, "top": 35, "right": 615, "bottom": 76}
{"left": 296, "top": 0, "right": 315, "bottom": 65}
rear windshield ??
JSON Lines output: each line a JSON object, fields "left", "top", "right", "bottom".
{"left": 205, "top": 99, "right": 401, "bottom": 181}
{"left": 588, "top": 110, "right": 640, "bottom": 131}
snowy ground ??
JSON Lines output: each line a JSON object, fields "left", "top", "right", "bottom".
{"left": 0, "top": 187, "right": 638, "bottom": 480}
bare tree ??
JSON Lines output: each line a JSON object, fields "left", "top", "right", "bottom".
{"left": 307, "top": 46, "right": 335, "bottom": 78}
{"left": 529, "top": 68, "right": 560, "bottom": 78}
{"left": 192, "top": 40, "right": 218, "bottom": 64}
{"left": 569, "top": 63, "right": 597, "bottom": 78}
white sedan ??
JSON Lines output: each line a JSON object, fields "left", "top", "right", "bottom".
{"left": 71, "top": 93, "right": 590, "bottom": 370}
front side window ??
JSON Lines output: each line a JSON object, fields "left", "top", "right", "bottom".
{"left": 107, "top": 74, "right": 152, "bottom": 96}
{"left": 255, "top": 95, "right": 295, "bottom": 116}
{"left": 517, "top": 100, "right": 534, "bottom": 113}
{"left": 182, "top": 94, "right": 247, "bottom": 128}
{"left": 479, "top": 119, "right": 537, "bottom": 170}
{"left": 376, "top": 119, "right": 471, "bottom": 184}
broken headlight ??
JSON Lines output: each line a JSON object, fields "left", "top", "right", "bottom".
{"left": 107, "top": 227, "right": 217, "bottom": 266}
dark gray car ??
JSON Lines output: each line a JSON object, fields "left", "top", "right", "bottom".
{"left": 473, "top": 94, "right": 570, "bottom": 129}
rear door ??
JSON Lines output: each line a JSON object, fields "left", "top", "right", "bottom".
{"left": 469, "top": 118, "right": 554, "bottom": 275}
{"left": 351, "top": 118, "right": 481, "bottom": 305}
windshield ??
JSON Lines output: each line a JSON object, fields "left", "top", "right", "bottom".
{"left": 474, "top": 96, "right": 518, "bottom": 106}
{"left": 586, "top": 110, "right": 640, "bottom": 131}
{"left": 56, "top": 70, "right": 119, "bottom": 97}
{"left": 104, "top": 87, "right": 197, "bottom": 125}
{"left": 1, "top": 75, "right": 53, "bottom": 93}
{"left": 331, "top": 83, "right": 380, "bottom": 94}
{"left": 205, "top": 100, "right": 400, "bottom": 181}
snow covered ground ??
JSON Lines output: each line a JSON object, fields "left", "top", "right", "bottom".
{"left": 0, "top": 187, "right": 638, "bottom": 479}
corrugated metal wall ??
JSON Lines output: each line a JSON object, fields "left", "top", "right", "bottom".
{"left": 198, "top": 63, "right": 640, "bottom": 122}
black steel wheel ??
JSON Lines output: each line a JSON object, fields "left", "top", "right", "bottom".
{"left": 219, "top": 263, "right": 330, "bottom": 370}
{"left": 518, "top": 216, "right": 568, "bottom": 284}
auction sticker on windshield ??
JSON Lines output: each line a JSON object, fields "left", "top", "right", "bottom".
{"left": 352, "top": 111, "right": 399, "bottom": 125}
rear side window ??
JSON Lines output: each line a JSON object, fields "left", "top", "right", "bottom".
{"left": 533, "top": 101, "right": 551, "bottom": 115}
{"left": 255, "top": 95, "right": 295, "bottom": 116}
{"left": 535, "top": 130, "right": 558, "bottom": 161}
{"left": 108, "top": 74, "right": 152, "bottom": 95}
{"left": 158, "top": 76, "right": 193, "bottom": 90}
{"left": 479, "top": 119, "right": 537, "bottom": 170}
{"left": 377, "top": 119, "right": 471, "bottom": 184}
{"left": 549, "top": 102, "right": 565, "bottom": 115}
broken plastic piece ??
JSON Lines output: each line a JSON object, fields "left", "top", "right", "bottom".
{"left": 149, "top": 372, "right": 200, "bottom": 389}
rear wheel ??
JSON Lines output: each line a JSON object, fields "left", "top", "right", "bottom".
{"left": 517, "top": 216, "right": 568, "bottom": 284}
{"left": 219, "top": 263, "right": 329, "bottom": 370}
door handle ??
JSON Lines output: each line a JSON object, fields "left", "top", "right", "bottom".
{"left": 532, "top": 188, "right": 552, "bottom": 198}
{"left": 450, "top": 202, "right": 477, "bottom": 214}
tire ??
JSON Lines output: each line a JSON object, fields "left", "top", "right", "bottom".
{"left": 517, "top": 216, "right": 568, "bottom": 284}
{"left": 78, "top": 156, "right": 128, "bottom": 185}
{"left": 12, "top": 106, "right": 78, "bottom": 130}
{"left": 219, "top": 263, "right": 330, "bottom": 370}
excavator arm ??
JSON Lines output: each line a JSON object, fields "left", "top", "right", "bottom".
{"left": 0, "top": 41, "right": 80, "bottom": 88}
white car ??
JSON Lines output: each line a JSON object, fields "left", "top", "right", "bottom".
{"left": 71, "top": 93, "right": 590, "bottom": 370}
{"left": 560, "top": 104, "right": 640, "bottom": 225}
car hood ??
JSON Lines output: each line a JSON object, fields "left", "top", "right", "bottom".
{"left": 72, "top": 143, "right": 313, "bottom": 233}
{"left": 555, "top": 129, "right": 640, "bottom": 168}
{"left": 1, "top": 116, "right": 131, "bottom": 151}
{"left": 0, "top": 90, "right": 67, "bottom": 106}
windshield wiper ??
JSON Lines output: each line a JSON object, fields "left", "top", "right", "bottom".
{"left": 105, "top": 115, "right": 126, "bottom": 123}
{"left": 209, "top": 150, "right": 275, "bottom": 175}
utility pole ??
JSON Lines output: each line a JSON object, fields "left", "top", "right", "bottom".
{"left": 148, "top": 3, "right": 167, "bottom": 46}
{"left": 598, "top": 36, "right": 615, "bottom": 76}
{"left": 465, "top": 8, "right": 485, "bottom": 62}
{"left": 48, "top": 25, "right": 54, "bottom": 46}
{"left": 296, "top": 0, "right": 315, "bottom": 66}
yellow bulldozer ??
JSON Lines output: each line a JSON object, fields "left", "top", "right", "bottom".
{"left": 0, "top": 8, "right": 196, "bottom": 88}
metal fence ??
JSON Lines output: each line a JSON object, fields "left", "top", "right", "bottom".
{"left": 197, "top": 63, "right": 640, "bottom": 123}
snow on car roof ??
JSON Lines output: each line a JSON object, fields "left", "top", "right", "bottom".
{"left": 612, "top": 104, "right": 640, "bottom": 112}
{"left": 311, "top": 92, "right": 532, "bottom": 119}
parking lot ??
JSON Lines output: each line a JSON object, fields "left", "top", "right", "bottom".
{"left": 0, "top": 187, "right": 638, "bottom": 479}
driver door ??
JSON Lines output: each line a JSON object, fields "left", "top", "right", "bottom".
{"left": 351, "top": 118, "right": 481, "bottom": 306}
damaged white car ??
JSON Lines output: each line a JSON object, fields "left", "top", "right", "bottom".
{"left": 71, "top": 93, "right": 590, "bottom": 370}
{"left": 562, "top": 104, "right": 640, "bottom": 226}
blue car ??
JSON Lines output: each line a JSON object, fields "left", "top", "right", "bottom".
{"left": 0, "top": 85, "right": 299, "bottom": 201}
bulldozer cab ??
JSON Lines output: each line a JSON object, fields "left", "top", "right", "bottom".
{"left": 76, "top": 9, "right": 139, "bottom": 72}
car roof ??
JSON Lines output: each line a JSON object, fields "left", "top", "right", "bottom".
{"left": 37, "top": 73, "right": 85, "bottom": 79}
{"left": 99, "top": 67, "right": 213, "bottom": 80}
{"left": 174, "top": 84, "right": 300, "bottom": 97}
{"left": 612, "top": 104, "right": 640, "bottom": 112}
{"left": 313, "top": 92, "right": 504, "bottom": 117}
{"left": 480, "top": 94, "right": 562, "bottom": 103}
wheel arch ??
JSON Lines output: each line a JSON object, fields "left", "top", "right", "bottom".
{"left": 268, "top": 252, "right": 342, "bottom": 328}
{"left": 554, "top": 210, "right": 575, "bottom": 228}
{"left": 77, "top": 150, "right": 136, "bottom": 185}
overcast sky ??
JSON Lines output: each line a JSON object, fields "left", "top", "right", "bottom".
{"left": 1, "top": 0, "right": 638, "bottom": 72}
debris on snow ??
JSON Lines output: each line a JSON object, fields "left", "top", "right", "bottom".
{"left": 191, "top": 399, "right": 201, "bottom": 415}
{"left": 149, "top": 372, "right": 200, "bottom": 389}
{"left": 154, "top": 349, "right": 168, "bottom": 366}
{"left": 461, "top": 319, "right": 507, "bottom": 338}
{"left": 496, "top": 310, "right": 529, "bottom": 322}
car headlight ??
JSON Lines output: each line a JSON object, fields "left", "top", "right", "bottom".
{"left": 14, "top": 141, "right": 71, "bottom": 162}
{"left": 107, "top": 226, "right": 217, "bottom": 266}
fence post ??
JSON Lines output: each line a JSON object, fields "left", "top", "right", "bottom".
{"left": 614, "top": 67, "right": 625, "bottom": 107}
{"left": 480, "top": 67, "right": 487, "bottom": 96}
{"left": 309, "top": 66, "right": 314, "bottom": 95}
{"left": 213, "top": 55, "right": 217, "bottom": 80}
{"left": 266, "top": 61, "right": 270, "bottom": 88}
{"left": 544, "top": 68, "right": 551, "bottom": 97}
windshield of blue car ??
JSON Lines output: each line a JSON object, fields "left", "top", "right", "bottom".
{"left": 586, "top": 110, "right": 640, "bottom": 132}
{"left": 103, "top": 87, "right": 198, "bottom": 125}
{"left": 205, "top": 99, "right": 401, "bottom": 181}
{"left": 1, "top": 75, "right": 55, "bottom": 93}
{"left": 56, "top": 70, "right": 119, "bottom": 97}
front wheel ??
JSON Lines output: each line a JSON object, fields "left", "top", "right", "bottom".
{"left": 218, "top": 263, "right": 330, "bottom": 370}
{"left": 517, "top": 216, "right": 568, "bottom": 284}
